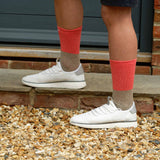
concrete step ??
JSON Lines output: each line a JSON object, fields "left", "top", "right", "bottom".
{"left": 0, "top": 69, "right": 160, "bottom": 113}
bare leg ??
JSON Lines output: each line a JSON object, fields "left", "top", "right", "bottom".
{"left": 54, "top": 0, "right": 83, "bottom": 71}
{"left": 101, "top": 6, "right": 137, "bottom": 60}
{"left": 101, "top": 6, "right": 138, "bottom": 110}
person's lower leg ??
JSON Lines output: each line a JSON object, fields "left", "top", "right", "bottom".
{"left": 101, "top": 6, "right": 137, "bottom": 110}
{"left": 54, "top": 0, "right": 83, "bottom": 71}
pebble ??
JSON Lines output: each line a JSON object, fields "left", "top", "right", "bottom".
{"left": 135, "top": 154, "right": 142, "bottom": 158}
{"left": 127, "top": 149, "right": 134, "bottom": 152}
{"left": 0, "top": 104, "right": 159, "bottom": 159}
{"left": 149, "top": 140, "right": 160, "bottom": 145}
{"left": 4, "top": 154, "right": 9, "bottom": 159}
{"left": 74, "top": 142, "right": 82, "bottom": 148}
{"left": 49, "top": 136, "right": 54, "bottom": 139}
{"left": 76, "top": 153, "right": 81, "bottom": 157}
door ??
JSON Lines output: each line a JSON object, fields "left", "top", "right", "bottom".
{"left": 0, "top": 0, "right": 153, "bottom": 52}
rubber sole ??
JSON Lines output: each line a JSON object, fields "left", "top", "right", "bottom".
{"left": 70, "top": 121, "right": 138, "bottom": 129}
{"left": 22, "top": 80, "right": 86, "bottom": 89}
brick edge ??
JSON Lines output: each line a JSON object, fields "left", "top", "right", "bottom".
{"left": 0, "top": 90, "right": 158, "bottom": 114}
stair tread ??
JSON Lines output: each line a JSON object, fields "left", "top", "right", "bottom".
{"left": 0, "top": 69, "right": 160, "bottom": 96}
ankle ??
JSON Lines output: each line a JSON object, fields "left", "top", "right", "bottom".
{"left": 112, "top": 90, "right": 133, "bottom": 110}
{"left": 113, "top": 100, "right": 133, "bottom": 110}
{"left": 60, "top": 51, "right": 80, "bottom": 71}
{"left": 61, "top": 61, "right": 80, "bottom": 72}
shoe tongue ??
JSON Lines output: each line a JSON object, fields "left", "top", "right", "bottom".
{"left": 90, "top": 97, "right": 119, "bottom": 115}
{"left": 107, "top": 97, "right": 119, "bottom": 111}
{"left": 56, "top": 61, "right": 62, "bottom": 69}
{"left": 107, "top": 97, "right": 115, "bottom": 105}
{"left": 50, "top": 61, "right": 62, "bottom": 72}
{"left": 42, "top": 61, "right": 62, "bottom": 74}
{"left": 109, "top": 101, "right": 118, "bottom": 111}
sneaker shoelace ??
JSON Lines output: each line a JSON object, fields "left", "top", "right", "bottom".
{"left": 40, "top": 59, "right": 61, "bottom": 74}
{"left": 88, "top": 96, "right": 120, "bottom": 116}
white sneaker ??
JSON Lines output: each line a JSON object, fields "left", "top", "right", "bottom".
{"left": 22, "top": 59, "right": 86, "bottom": 89}
{"left": 70, "top": 96, "right": 137, "bottom": 129}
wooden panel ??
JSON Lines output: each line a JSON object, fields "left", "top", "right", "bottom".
{"left": 0, "top": 14, "right": 107, "bottom": 32}
{"left": 0, "top": 13, "right": 139, "bottom": 46}
{"left": 0, "top": 14, "right": 109, "bottom": 46}
{"left": 0, "top": 0, "right": 102, "bottom": 17}
{"left": 82, "top": 0, "right": 101, "bottom": 17}
{"left": 0, "top": 0, "right": 141, "bottom": 49}
{"left": 0, "top": 0, "right": 54, "bottom": 15}
{"left": 0, "top": 14, "right": 57, "bottom": 30}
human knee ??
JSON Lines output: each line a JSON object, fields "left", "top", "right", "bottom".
{"left": 101, "top": 6, "right": 111, "bottom": 26}
{"left": 101, "top": 5, "right": 132, "bottom": 27}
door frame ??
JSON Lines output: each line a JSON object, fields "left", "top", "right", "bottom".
{"left": 139, "top": 0, "right": 154, "bottom": 52}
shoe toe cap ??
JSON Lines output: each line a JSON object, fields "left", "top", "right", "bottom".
{"left": 70, "top": 114, "right": 83, "bottom": 124}
{"left": 70, "top": 115, "right": 78, "bottom": 124}
{"left": 70, "top": 113, "right": 89, "bottom": 124}
{"left": 22, "top": 75, "right": 33, "bottom": 82}
{"left": 22, "top": 74, "right": 39, "bottom": 83}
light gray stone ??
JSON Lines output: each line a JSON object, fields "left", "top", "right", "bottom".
{"left": 0, "top": 69, "right": 35, "bottom": 92}
{"left": 0, "top": 69, "right": 160, "bottom": 97}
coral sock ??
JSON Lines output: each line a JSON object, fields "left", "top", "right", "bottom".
{"left": 110, "top": 59, "right": 137, "bottom": 110}
{"left": 110, "top": 59, "right": 137, "bottom": 91}
{"left": 58, "top": 26, "right": 82, "bottom": 54}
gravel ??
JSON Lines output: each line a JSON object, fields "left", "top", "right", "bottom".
{"left": 0, "top": 105, "right": 159, "bottom": 160}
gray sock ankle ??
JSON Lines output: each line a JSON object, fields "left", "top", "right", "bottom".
{"left": 60, "top": 51, "right": 80, "bottom": 71}
{"left": 112, "top": 90, "right": 133, "bottom": 110}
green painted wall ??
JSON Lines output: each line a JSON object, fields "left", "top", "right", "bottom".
{"left": 0, "top": 0, "right": 153, "bottom": 52}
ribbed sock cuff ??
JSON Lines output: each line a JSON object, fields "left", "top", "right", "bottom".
{"left": 110, "top": 59, "right": 137, "bottom": 91}
{"left": 58, "top": 26, "right": 82, "bottom": 54}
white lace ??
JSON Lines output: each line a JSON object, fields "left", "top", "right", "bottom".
{"left": 89, "top": 96, "right": 119, "bottom": 116}
{"left": 40, "top": 59, "right": 61, "bottom": 75}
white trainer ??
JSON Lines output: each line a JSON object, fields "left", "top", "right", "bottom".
{"left": 70, "top": 96, "right": 137, "bottom": 129}
{"left": 22, "top": 59, "right": 86, "bottom": 89}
